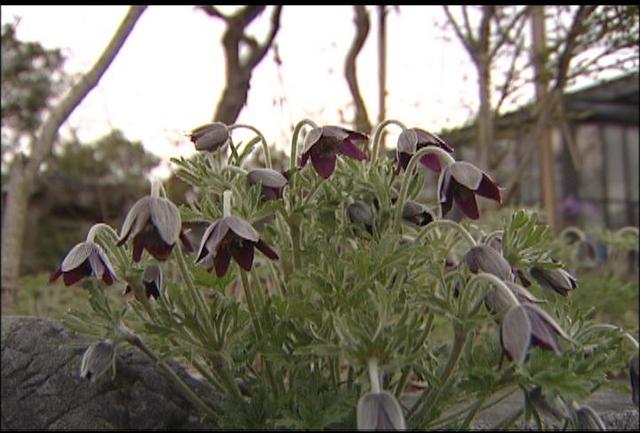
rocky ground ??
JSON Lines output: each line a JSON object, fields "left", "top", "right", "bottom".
{"left": 2, "top": 315, "right": 638, "bottom": 430}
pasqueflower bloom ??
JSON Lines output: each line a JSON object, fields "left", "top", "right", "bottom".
{"left": 299, "top": 126, "right": 368, "bottom": 179}
{"left": 195, "top": 215, "right": 279, "bottom": 277}
{"left": 247, "top": 168, "right": 288, "bottom": 200}
{"left": 439, "top": 161, "right": 501, "bottom": 220}
{"left": 50, "top": 241, "right": 118, "bottom": 286}
{"left": 396, "top": 127, "right": 453, "bottom": 174}
{"left": 117, "top": 195, "right": 193, "bottom": 262}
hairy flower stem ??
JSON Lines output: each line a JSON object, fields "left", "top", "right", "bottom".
{"left": 411, "top": 325, "right": 468, "bottom": 426}
{"left": 395, "top": 146, "right": 456, "bottom": 231}
{"left": 229, "top": 124, "right": 272, "bottom": 169}
{"left": 150, "top": 178, "right": 161, "bottom": 197}
{"left": 370, "top": 119, "right": 408, "bottom": 162}
{"left": 468, "top": 273, "right": 521, "bottom": 307}
{"left": 117, "top": 326, "right": 221, "bottom": 421}
{"left": 222, "top": 190, "right": 232, "bottom": 218}
{"left": 174, "top": 242, "right": 207, "bottom": 319}
{"left": 239, "top": 270, "right": 280, "bottom": 399}
{"left": 429, "top": 384, "right": 518, "bottom": 428}
{"left": 616, "top": 226, "right": 639, "bottom": 238}
{"left": 394, "top": 312, "right": 434, "bottom": 398}
{"left": 576, "top": 323, "right": 639, "bottom": 350}
{"left": 559, "top": 226, "right": 587, "bottom": 242}
{"left": 368, "top": 358, "right": 381, "bottom": 393}
{"left": 416, "top": 219, "right": 477, "bottom": 248}
{"left": 290, "top": 119, "right": 319, "bottom": 175}
{"left": 240, "top": 271, "right": 262, "bottom": 337}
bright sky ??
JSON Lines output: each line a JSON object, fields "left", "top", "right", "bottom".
{"left": 1, "top": 5, "right": 494, "bottom": 175}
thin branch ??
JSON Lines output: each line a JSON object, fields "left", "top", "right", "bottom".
{"left": 488, "top": 6, "right": 531, "bottom": 60}
{"left": 461, "top": 6, "right": 477, "bottom": 48}
{"left": 246, "top": 5, "right": 282, "bottom": 70}
{"left": 443, "top": 6, "right": 475, "bottom": 56}
{"left": 197, "top": 5, "right": 229, "bottom": 22}
{"left": 27, "top": 6, "right": 147, "bottom": 178}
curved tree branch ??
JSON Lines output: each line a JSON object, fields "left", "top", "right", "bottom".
{"left": 206, "top": 5, "right": 283, "bottom": 124}
{"left": 1, "top": 6, "right": 147, "bottom": 308}
{"left": 345, "top": 5, "right": 372, "bottom": 134}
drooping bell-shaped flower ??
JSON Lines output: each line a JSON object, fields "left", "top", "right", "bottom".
{"left": 485, "top": 281, "right": 545, "bottom": 316}
{"left": 80, "top": 340, "right": 115, "bottom": 383}
{"left": 357, "top": 391, "right": 406, "bottom": 430}
{"left": 247, "top": 168, "right": 288, "bottom": 200}
{"left": 196, "top": 215, "right": 279, "bottom": 277}
{"left": 500, "top": 303, "right": 568, "bottom": 363}
{"left": 439, "top": 161, "right": 501, "bottom": 220}
{"left": 189, "top": 122, "right": 231, "bottom": 152}
{"left": 117, "top": 196, "right": 192, "bottom": 262}
{"left": 50, "top": 241, "right": 118, "bottom": 286}
{"left": 299, "top": 126, "right": 368, "bottom": 179}
{"left": 529, "top": 266, "right": 577, "bottom": 296}
{"left": 396, "top": 127, "right": 453, "bottom": 174}
{"left": 574, "top": 404, "right": 606, "bottom": 430}
{"left": 463, "top": 245, "right": 513, "bottom": 282}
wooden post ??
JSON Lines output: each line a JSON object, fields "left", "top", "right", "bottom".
{"left": 377, "top": 5, "right": 387, "bottom": 157}
{"left": 530, "top": 6, "right": 558, "bottom": 231}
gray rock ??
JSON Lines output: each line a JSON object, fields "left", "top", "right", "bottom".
{"left": 1, "top": 315, "right": 219, "bottom": 430}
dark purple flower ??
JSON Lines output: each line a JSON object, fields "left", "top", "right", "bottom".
{"left": 189, "top": 122, "right": 231, "bottom": 152}
{"left": 247, "top": 168, "right": 288, "bottom": 200}
{"left": 117, "top": 196, "right": 193, "bottom": 263}
{"left": 123, "top": 265, "right": 163, "bottom": 300}
{"left": 195, "top": 215, "right": 279, "bottom": 277}
{"left": 485, "top": 281, "right": 545, "bottom": 315}
{"left": 50, "top": 241, "right": 118, "bottom": 286}
{"left": 80, "top": 340, "right": 115, "bottom": 383}
{"left": 501, "top": 303, "right": 568, "bottom": 363}
{"left": 357, "top": 391, "right": 406, "bottom": 430}
{"left": 439, "top": 161, "right": 501, "bottom": 220}
{"left": 396, "top": 127, "right": 453, "bottom": 174}
{"left": 529, "top": 266, "right": 577, "bottom": 296}
{"left": 299, "top": 126, "right": 368, "bottom": 179}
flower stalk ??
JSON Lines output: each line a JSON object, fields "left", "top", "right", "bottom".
{"left": 370, "top": 119, "right": 408, "bottom": 162}
{"left": 229, "top": 124, "right": 272, "bottom": 169}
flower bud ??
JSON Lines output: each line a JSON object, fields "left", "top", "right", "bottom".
{"left": 247, "top": 168, "right": 288, "bottom": 200}
{"left": 80, "top": 340, "right": 115, "bottom": 383}
{"left": 347, "top": 201, "right": 374, "bottom": 234}
{"left": 574, "top": 404, "right": 606, "bottom": 430}
{"left": 501, "top": 305, "right": 531, "bottom": 364}
{"left": 402, "top": 200, "right": 434, "bottom": 227}
{"left": 357, "top": 391, "right": 406, "bottom": 430}
{"left": 189, "top": 122, "right": 230, "bottom": 152}
{"left": 529, "top": 266, "right": 577, "bottom": 296}
{"left": 464, "top": 245, "right": 513, "bottom": 282}
{"left": 143, "top": 264, "right": 163, "bottom": 300}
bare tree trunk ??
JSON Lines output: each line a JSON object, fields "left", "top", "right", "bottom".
{"left": 531, "top": 5, "right": 558, "bottom": 230}
{"left": 345, "top": 5, "right": 372, "bottom": 136}
{"left": 503, "top": 6, "right": 597, "bottom": 213}
{"left": 476, "top": 61, "right": 493, "bottom": 170}
{"left": 200, "top": 6, "right": 283, "bottom": 124}
{"left": 376, "top": 5, "right": 387, "bottom": 158}
{"left": 1, "top": 6, "right": 147, "bottom": 311}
